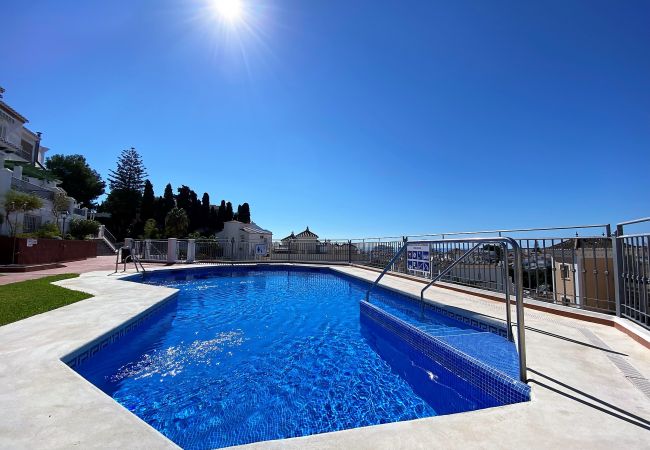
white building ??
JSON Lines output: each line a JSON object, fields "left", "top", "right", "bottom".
{"left": 215, "top": 220, "right": 273, "bottom": 258}
{"left": 0, "top": 87, "right": 88, "bottom": 236}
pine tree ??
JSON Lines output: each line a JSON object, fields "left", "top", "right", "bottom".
{"left": 104, "top": 147, "right": 147, "bottom": 239}
{"left": 107, "top": 147, "right": 147, "bottom": 192}
{"left": 141, "top": 180, "right": 155, "bottom": 221}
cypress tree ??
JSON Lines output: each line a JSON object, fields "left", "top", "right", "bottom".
{"left": 217, "top": 200, "right": 226, "bottom": 231}
{"left": 208, "top": 205, "right": 219, "bottom": 234}
{"left": 176, "top": 185, "right": 192, "bottom": 211}
{"left": 225, "top": 202, "right": 234, "bottom": 222}
{"left": 163, "top": 183, "right": 175, "bottom": 213}
{"left": 239, "top": 203, "right": 251, "bottom": 223}
{"left": 201, "top": 193, "right": 210, "bottom": 231}
{"left": 140, "top": 180, "right": 155, "bottom": 221}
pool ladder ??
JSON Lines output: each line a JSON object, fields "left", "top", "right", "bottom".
{"left": 365, "top": 237, "right": 527, "bottom": 383}
{"left": 113, "top": 245, "right": 146, "bottom": 275}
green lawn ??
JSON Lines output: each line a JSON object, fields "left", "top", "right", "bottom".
{"left": 0, "top": 274, "right": 92, "bottom": 327}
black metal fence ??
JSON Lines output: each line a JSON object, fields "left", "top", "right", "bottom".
{"left": 128, "top": 218, "right": 650, "bottom": 329}
{"left": 615, "top": 218, "right": 650, "bottom": 329}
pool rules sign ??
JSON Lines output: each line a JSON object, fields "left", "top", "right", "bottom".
{"left": 407, "top": 244, "right": 430, "bottom": 276}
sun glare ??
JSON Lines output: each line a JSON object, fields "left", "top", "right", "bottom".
{"left": 213, "top": 0, "right": 244, "bottom": 23}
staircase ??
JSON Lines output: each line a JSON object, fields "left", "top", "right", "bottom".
{"left": 94, "top": 225, "right": 118, "bottom": 255}
{"left": 96, "top": 239, "right": 117, "bottom": 256}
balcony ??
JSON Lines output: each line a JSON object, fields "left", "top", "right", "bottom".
{"left": 10, "top": 177, "right": 55, "bottom": 201}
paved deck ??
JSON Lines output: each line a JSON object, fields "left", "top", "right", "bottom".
{"left": 0, "top": 256, "right": 119, "bottom": 285}
{"left": 0, "top": 264, "right": 649, "bottom": 449}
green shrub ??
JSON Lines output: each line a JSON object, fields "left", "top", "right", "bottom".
{"left": 143, "top": 218, "right": 159, "bottom": 239}
{"left": 36, "top": 222, "right": 62, "bottom": 239}
{"left": 68, "top": 219, "right": 101, "bottom": 240}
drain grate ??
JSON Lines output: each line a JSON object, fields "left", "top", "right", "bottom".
{"left": 579, "top": 328, "right": 650, "bottom": 400}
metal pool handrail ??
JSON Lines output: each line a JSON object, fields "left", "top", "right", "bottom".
{"left": 364, "top": 237, "right": 408, "bottom": 302}
{"left": 366, "top": 237, "right": 527, "bottom": 383}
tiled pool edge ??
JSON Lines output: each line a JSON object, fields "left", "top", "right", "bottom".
{"left": 360, "top": 300, "right": 530, "bottom": 405}
{"left": 61, "top": 291, "right": 179, "bottom": 369}
{"left": 328, "top": 266, "right": 510, "bottom": 338}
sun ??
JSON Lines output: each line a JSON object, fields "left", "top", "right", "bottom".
{"left": 212, "top": 0, "right": 244, "bottom": 23}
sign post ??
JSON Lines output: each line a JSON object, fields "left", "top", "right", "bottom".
{"left": 407, "top": 244, "right": 431, "bottom": 277}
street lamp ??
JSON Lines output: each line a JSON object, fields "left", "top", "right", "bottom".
{"left": 61, "top": 211, "right": 69, "bottom": 237}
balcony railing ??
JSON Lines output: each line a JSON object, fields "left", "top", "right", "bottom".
{"left": 10, "top": 177, "right": 55, "bottom": 201}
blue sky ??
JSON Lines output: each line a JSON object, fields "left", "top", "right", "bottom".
{"left": 3, "top": 0, "right": 649, "bottom": 238}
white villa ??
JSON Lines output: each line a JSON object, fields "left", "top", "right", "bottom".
{"left": 215, "top": 220, "right": 273, "bottom": 257}
{"left": 280, "top": 227, "right": 320, "bottom": 253}
{"left": 0, "top": 87, "right": 88, "bottom": 236}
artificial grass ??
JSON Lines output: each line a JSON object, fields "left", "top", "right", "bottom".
{"left": 0, "top": 274, "right": 92, "bottom": 326}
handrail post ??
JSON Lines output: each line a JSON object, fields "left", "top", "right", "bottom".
{"left": 365, "top": 238, "right": 408, "bottom": 302}
{"left": 420, "top": 243, "right": 481, "bottom": 303}
{"left": 500, "top": 242, "right": 513, "bottom": 341}
{"left": 612, "top": 224, "right": 625, "bottom": 317}
{"left": 348, "top": 239, "right": 352, "bottom": 264}
{"left": 511, "top": 240, "right": 527, "bottom": 382}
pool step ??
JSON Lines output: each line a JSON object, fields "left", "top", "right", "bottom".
{"left": 367, "top": 297, "right": 520, "bottom": 380}
{"left": 360, "top": 300, "right": 530, "bottom": 405}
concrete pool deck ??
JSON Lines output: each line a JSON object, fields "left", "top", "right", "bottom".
{"left": 0, "top": 263, "right": 649, "bottom": 449}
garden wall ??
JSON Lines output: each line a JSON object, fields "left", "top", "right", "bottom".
{"left": 0, "top": 237, "right": 97, "bottom": 265}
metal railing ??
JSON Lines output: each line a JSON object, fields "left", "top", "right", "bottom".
{"left": 125, "top": 219, "right": 650, "bottom": 332}
{"left": 614, "top": 218, "right": 650, "bottom": 328}
{"left": 22, "top": 214, "right": 42, "bottom": 233}
{"left": 365, "top": 237, "right": 527, "bottom": 382}
{"left": 131, "top": 239, "right": 168, "bottom": 262}
{"left": 10, "top": 177, "right": 55, "bottom": 201}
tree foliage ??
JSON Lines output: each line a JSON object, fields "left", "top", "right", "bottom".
{"left": 44, "top": 154, "right": 105, "bottom": 207}
{"left": 165, "top": 207, "right": 189, "bottom": 238}
{"left": 103, "top": 147, "right": 147, "bottom": 239}
{"left": 143, "top": 218, "right": 159, "bottom": 239}
{"left": 3, "top": 190, "right": 43, "bottom": 236}
{"left": 97, "top": 150, "right": 252, "bottom": 238}
{"left": 69, "top": 219, "right": 101, "bottom": 240}
{"left": 107, "top": 147, "right": 147, "bottom": 192}
{"left": 141, "top": 180, "right": 155, "bottom": 221}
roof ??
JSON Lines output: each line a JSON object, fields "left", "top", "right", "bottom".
{"left": 281, "top": 232, "right": 296, "bottom": 242}
{"left": 295, "top": 226, "right": 318, "bottom": 239}
{"left": 547, "top": 238, "right": 612, "bottom": 251}
{"left": 0, "top": 101, "right": 28, "bottom": 124}
{"left": 241, "top": 222, "right": 272, "bottom": 234}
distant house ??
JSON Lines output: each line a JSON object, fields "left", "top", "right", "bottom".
{"left": 0, "top": 87, "right": 88, "bottom": 236}
{"left": 280, "top": 227, "right": 319, "bottom": 253}
{"left": 547, "top": 239, "right": 615, "bottom": 312}
{"left": 215, "top": 220, "right": 273, "bottom": 258}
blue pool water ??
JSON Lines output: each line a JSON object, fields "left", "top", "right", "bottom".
{"left": 73, "top": 266, "right": 523, "bottom": 449}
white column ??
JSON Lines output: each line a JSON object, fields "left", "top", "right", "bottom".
{"left": 187, "top": 239, "right": 196, "bottom": 263}
{"left": 167, "top": 238, "right": 177, "bottom": 264}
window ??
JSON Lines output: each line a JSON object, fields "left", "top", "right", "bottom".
{"left": 560, "top": 264, "right": 571, "bottom": 280}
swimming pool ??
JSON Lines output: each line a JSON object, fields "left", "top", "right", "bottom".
{"left": 71, "top": 266, "right": 528, "bottom": 449}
